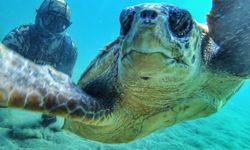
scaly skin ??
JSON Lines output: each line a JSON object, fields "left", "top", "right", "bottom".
{"left": 0, "top": 44, "right": 110, "bottom": 126}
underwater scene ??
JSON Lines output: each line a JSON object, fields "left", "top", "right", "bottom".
{"left": 0, "top": 0, "right": 250, "bottom": 149}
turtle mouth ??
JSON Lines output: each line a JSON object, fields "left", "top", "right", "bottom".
{"left": 121, "top": 49, "right": 189, "bottom": 67}
{"left": 139, "top": 21, "right": 157, "bottom": 28}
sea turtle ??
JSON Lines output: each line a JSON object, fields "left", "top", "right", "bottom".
{"left": 0, "top": 1, "right": 250, "bottom": 143}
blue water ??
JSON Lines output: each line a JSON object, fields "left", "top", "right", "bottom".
{"left": 0, "top": 0, "right": 250, "bottom": 149}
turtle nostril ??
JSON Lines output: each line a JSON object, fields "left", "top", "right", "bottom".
{"left": 140, "top": 10, "right": 158, "bottom": 20}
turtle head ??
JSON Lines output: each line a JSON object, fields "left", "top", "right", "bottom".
{"left": 118, "top": 4, "right": 202, "bottom": 85}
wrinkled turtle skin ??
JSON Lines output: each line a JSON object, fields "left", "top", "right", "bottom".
{"left": 0, "top": 1, "right": 250, "bottom": 143}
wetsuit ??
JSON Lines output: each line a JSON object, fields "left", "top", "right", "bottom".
{"left": 2, "top": 24, "right": 77, "bottom": 76}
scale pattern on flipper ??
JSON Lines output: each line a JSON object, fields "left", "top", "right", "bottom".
{"left": 0, "top": 44, "right": 109, "bottom": 124}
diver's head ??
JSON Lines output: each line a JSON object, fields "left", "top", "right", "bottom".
{"left": 35, "top": 0, "right": 71, "bottom": 37}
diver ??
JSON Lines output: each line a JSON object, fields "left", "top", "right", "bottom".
{"left": 1, "top": 0, "right": 77, "bottom": 127}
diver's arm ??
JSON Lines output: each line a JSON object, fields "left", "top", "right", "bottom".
{"left": 58, "top": 49, "right": 77, "bottom": 77}
{"left": 56, "top": 37, "right": 77, "bottom": 77}
{"left": 1, "top": 25, "right": 30, "bottom": 54}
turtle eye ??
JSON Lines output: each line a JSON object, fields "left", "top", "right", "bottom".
{"left": 169, "top": 9, "right": 193, "bottom": 38}
{"left": 120, "top": 7, "right": 136, "bottom": 35}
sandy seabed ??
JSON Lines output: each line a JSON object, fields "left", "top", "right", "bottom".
{"left": 0, "top": 85, "right": 249, "bottom": 150}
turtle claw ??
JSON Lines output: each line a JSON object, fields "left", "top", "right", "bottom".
{"left": 207, "top": 0, "right": 250, "bottom": 77}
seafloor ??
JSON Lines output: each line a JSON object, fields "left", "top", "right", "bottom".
{"left": 0, "top": 81, "right": 249, "bottom": 150}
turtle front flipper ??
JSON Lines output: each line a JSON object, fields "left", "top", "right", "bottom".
{"left": 0, "top": 44, "right": 110, "bottom": 126}
{"left": 207, "top": 0, "right": 250, "bottom": 78}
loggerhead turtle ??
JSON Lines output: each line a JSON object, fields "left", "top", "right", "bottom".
{"left": 0, "top": 1, "right": 250, "bottom": 143}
